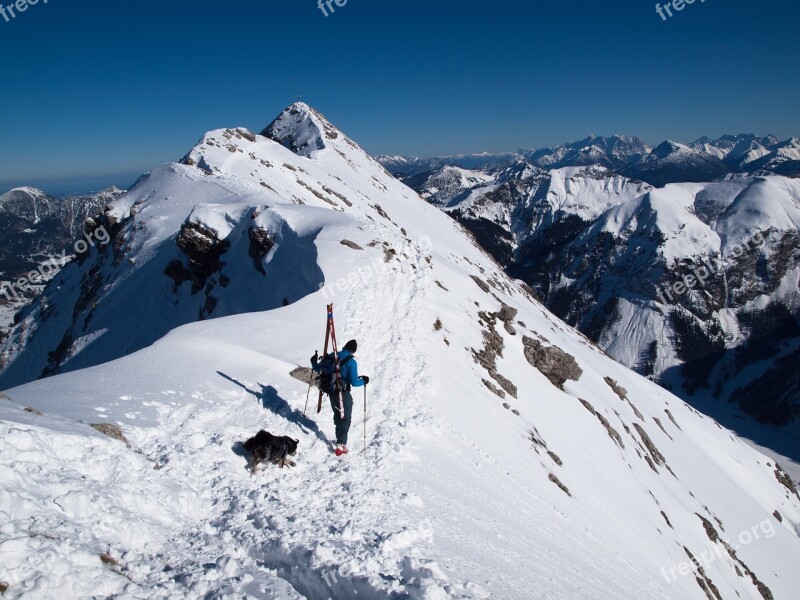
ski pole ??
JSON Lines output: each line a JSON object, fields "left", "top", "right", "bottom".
{"left": 363, "top": 383, "right": 367, "bottom": 452}
{"left": 303, "top": 380, "right": 312, "bottom": 416}
{"left": 303, "top": 351, "right": 318, "bottom": 415}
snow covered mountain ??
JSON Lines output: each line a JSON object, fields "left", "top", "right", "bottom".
{"left": 377, "top": 136, "right": 652, "bottom": 183}
{"left": 510, "top": 176, "right": 800, "bottom": 419}
{"left": 620, "top": 141, "right": 729, "bottom": 187}
{"left": 686, "top": 135, "right": 800, "bottom": 179}
{"left": 0, "top": 186, "right": 125, "bottom": 329}
{"left": 747, "top": 138, "right": 800, "bottom": 176}
{"left": 0, "top": 186, "right": 124, "bottom": 277}
{"left": 525, "top": 134, "right": 652, "bottom": 170}
{"left": 690, "top": 135, "right": 779, "bottom": 164}
{"left": 2, "top": 103, "right": 800, "bottom": 599}
{"left": 415, "top": 164, "right": 651, "bottom": 267}
{"left": 404, "top": 166, "right": 494, "bottom": 207}
{"left": 403, "top": 160, "right": 800, "bottom": 441}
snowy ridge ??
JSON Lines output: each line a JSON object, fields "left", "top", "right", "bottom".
{"left": 1, "top": 104, "right": 800, "bottom": 599}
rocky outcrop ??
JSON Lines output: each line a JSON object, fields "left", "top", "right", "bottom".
{"left": 248, "top": 226, "right": 275, "bottom": 275}
{"left": 290, "top": 366, "right": 315, "bottom": 386}
{"left": 773, "top": 464, "right": 800, "bottom": 499}
{"left": 633, "top": 423, "right": 665, "bottom": 468}
{"left": 161, "top": 219, "right": 233, "bottom": 321}
{"left": 472, "top": 310, "right": 518, "bottom": 398}
{"left": 603, "top": 377, "right": 627, "bottom": 400}
{"left": 522, "top": 336, "right": 583, "bottom": 389}
{"left": 90, "top": 423, "right": 130, "bottom": 447}
{"left": 168, "top": 220, "right": 230, "bottom": 295}
{"left": 340, "top": 239, "right": 363, "bottom": 250}
{"left": 579, "top": 398, "right": 625, "bottom": 448}
{"left": 548, "top": 473, "right": 571, "bottom": 497}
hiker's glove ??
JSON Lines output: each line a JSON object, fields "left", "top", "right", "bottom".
{"left": 360, "top": 376, "right": 370, "bottom": 385}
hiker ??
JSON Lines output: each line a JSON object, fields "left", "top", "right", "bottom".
{"left": 311, "top": 339, "right": 369, "bottom": 456}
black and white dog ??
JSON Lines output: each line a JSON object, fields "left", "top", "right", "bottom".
{"left": 243, "top": 430, "right": 299, "bottom": 474}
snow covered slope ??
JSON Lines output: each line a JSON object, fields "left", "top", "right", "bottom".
{"left": 1, "top": 105, "right": 407, "bottom": 385}
{"left": 2, "top": 104, "right": 800, "bottom": 599}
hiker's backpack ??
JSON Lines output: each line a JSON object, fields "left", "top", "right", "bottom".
{"left": 318, "top": 353, "right": 353, "bottom": 395}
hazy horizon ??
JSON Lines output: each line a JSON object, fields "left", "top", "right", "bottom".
{"left": 2, "top": 123, "right": 796, "bottom": 198}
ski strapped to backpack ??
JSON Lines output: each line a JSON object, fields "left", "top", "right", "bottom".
{"left": 316, "top": 304, "right": 346, "bottom": 419}
{"left": 318, "top": 354, "right": 353, "bottom": 396}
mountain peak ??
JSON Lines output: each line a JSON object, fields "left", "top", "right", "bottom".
{"left": 261, "top": 102, "right": 344, "bottom": 157}
{"left": 0, "top": 186, "right": 48, "bottom": 199}
{"left": 651, "top": 139, "right": 693, "bottom": 158}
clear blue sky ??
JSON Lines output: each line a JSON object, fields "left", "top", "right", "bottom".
{"left": 0, "top": 0, "right": 798, "bottom": 194}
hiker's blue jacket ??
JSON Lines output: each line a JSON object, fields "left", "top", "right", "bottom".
{"left": 311, "top": 350, "right": 364, "bottom": 388}
{"left": 338, "top": 350, "right": 364, "bottom": 388}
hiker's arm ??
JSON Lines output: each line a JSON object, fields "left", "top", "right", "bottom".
{"left": 348, "top": 359, "right": 364, "bottom": 387}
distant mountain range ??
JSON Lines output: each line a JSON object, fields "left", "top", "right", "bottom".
{"left": 387, "top": 135, "right": 800, "bottom": 437}
{"left": 378, "top": 133, "right": 800, "bottom": 186}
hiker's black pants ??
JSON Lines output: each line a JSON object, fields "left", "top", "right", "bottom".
{"left": 330, "top": 389, "right": 354, "bottom": 445}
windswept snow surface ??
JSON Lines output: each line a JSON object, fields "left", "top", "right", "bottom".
{"left": 2, "top": 104, "right": 800, "bottom": 599}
